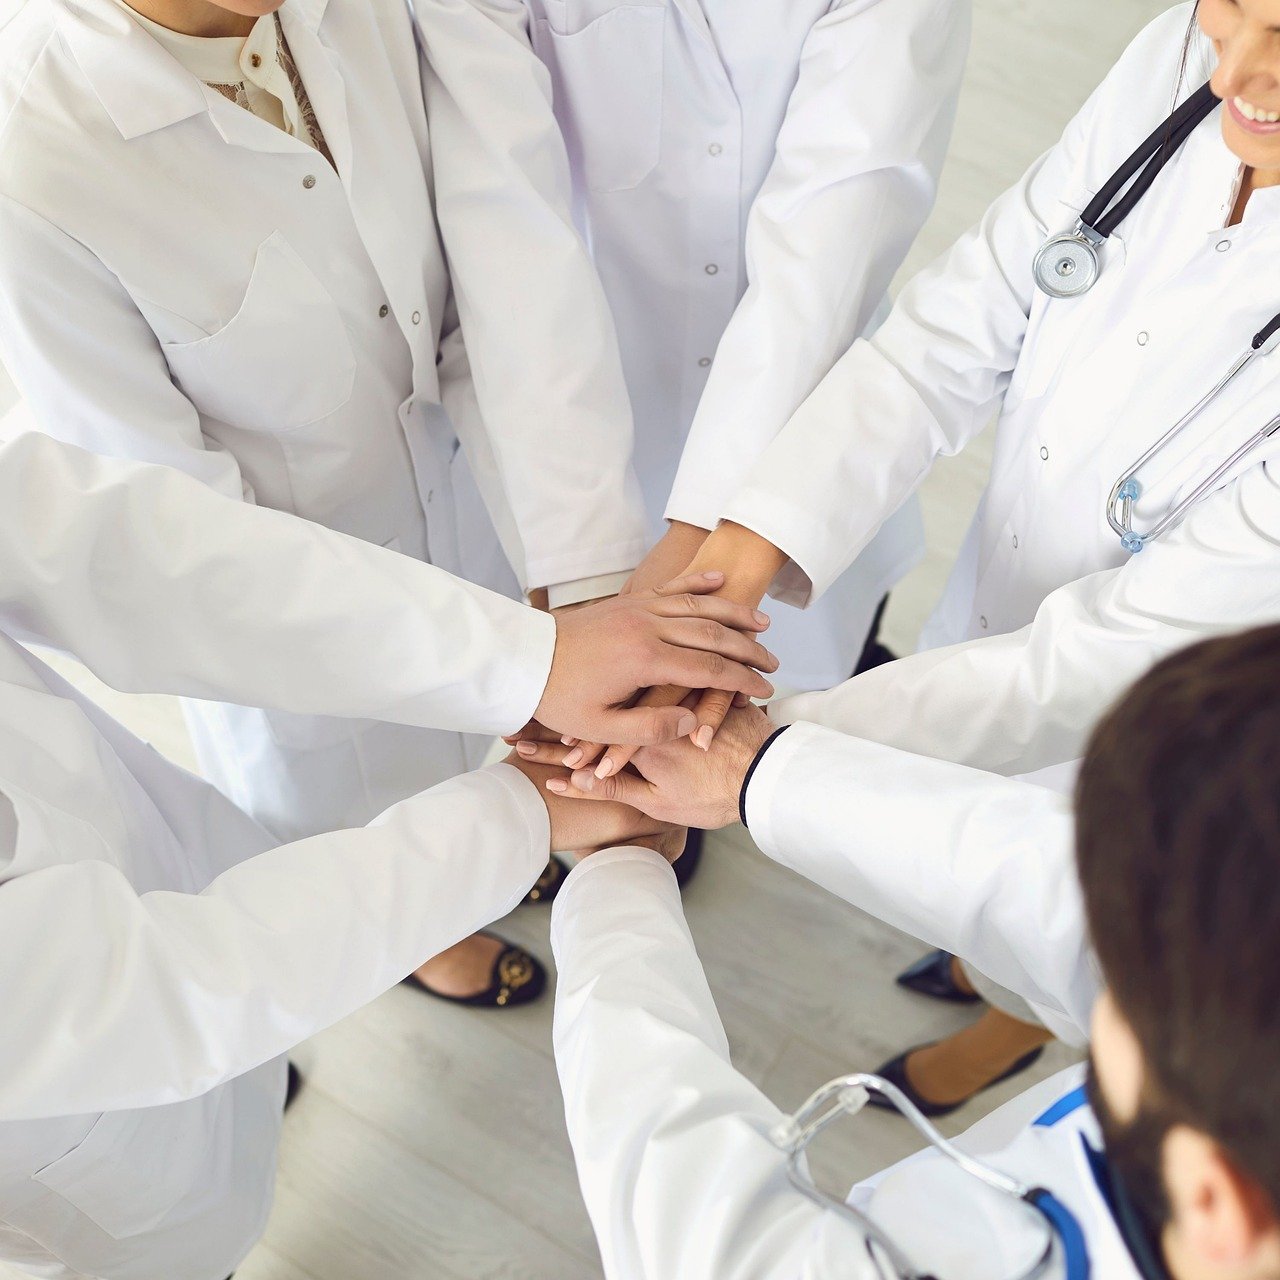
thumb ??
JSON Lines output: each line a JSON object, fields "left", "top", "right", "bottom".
{"left": 594, "top": 704, "right": 698, "bottom": 748}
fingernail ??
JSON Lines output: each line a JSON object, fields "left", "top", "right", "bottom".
{"left": 594, "top": 758, "right": 614, "bottom": 779}
{"left": 753, "top": 610, "right": 770, "bottom": 627}
{"left": 563, "top": 748, "right": 584, "bottom": 768}
{"left": 694, "top": 726, "right": 714, "bottom": 751}
{"left": 701, "top": 570, "right": 724, "bottom": 581}
{"left": 516, "top": 741, "right": 537, "bottom": 757}
{"left": 676, "top": 712, "right": 697, "bottom": 738}
{"left": 560, "top": 735, "right": 575, "bottom": 746}
{"left": 575, "top": 771, "right": 597, "bottom": 792}
{"left": 546, "top": 778, "right": 568, "bottom": 793}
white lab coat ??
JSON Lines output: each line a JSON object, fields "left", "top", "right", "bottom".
{"left": 527, "top": 0, "right": 970, "bottom": 687}
{"left": 715, "top": 4, "right": 1280, "bottom": 757}
{"left": 0, "top": 633, "right": 551, "bottom": 1280}
{"left": 0, "top": 433, "right": 556, "bottom": 736}
{"left": 0, "top": 0, "right": 644, "bottom": 839}
{"left": 550, "top": 834, "right": 1141, "bottom": 1274}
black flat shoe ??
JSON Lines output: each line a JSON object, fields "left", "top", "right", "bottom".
{"left": 401, "top": 933, "right": 547, "bottom": 1008}
{"left": 524, "top": 856, "right": 568, "bottom": 905}
{"left": 895, "top": 949, "right": 983, "bottom": 1004}
{"left": 867, "top": 1043, "right": 1046, "bottom": 1120}
{"left": 673, "top": 827, "right": 704, "bottom": 889}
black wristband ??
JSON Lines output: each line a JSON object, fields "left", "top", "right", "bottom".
{"left": 738, "top": 725, "right": 792, "bottom": 830}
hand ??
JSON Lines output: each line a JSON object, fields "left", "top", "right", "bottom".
{"left": 505, "top": 754, "right": 686, "bottom": 862}
{"left": 540, "top": 703, "right": 777, "bottom": 831}
{"left": 621, "top": 521, "right": 709, "bottom": 596}
{"left": 532, "top": 570, "right": 777, "bottom": 747}
{"left": 560, "top": 524, "right": 788, "bottom": 776}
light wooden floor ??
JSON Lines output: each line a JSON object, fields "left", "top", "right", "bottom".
{"left": 0, "top": 3, "right": 1171, "bottom": 1276}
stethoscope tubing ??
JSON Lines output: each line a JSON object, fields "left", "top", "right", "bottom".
{"left": 774, "top": 1074, "right": 1059, "bottom": 1280}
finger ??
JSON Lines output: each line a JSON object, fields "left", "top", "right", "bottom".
{"left": 587, "top": 703, "right": 701, "bottom": 753}
{"left": 732, "top": 692, "right": 751, "bottom": 709}
{"left": 555, "top": 768, "right": 654, "bottom": 811}
{"left": 514, "top": 740, "right": 578, "bottom": 766}
{"left": 648, "top": 591, "right": 771, "bottom": 634}
{"left": 592, "top": 685, "right": 690, "bottom": 778}
{"left": 649, "top": 569, "right": 726, "bottom": 597}
{"left": 502, "top": 720, "right": 563, "bottom": 747}
{"left": 658, "top": 618, "right": 779, "bottom": 672}
{"left": 652, "top": 649, "right": 775, "bottom": 701}
{"left": 690, "top": 688, "right": 734, "bottom": 750}
{"left": 559, "top": 739, "right": 604, "bottom": 770}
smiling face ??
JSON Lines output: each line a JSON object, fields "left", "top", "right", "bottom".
{"left": 1200, "top": 0, "right": 1280, "bottom": 172}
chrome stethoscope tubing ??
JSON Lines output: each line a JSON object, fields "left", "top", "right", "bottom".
{"left": 771, "top": 1074, "right": 1058, "bottom": 1280}
{"left": 1107, "top": 312, "right": 1280, "bottom": 552}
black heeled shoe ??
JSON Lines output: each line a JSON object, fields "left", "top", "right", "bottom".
{"left": 895, "top": 949, "right": 983, "bottom": 1004}
{"left": 402, "top": 933, "right": 547, "bottom": 1008}
{"left": 867, "top": 1043, "right": 1046, "bottom": 1120}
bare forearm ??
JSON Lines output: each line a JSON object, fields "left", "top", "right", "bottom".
{"left": 685, "top": 522, "right": 788, "bottom": 606}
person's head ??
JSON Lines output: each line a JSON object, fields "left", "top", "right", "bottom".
{"left": 1198, "top": 0, "right": 1280, "bottom": 173}
{"left": 1077, "top": 625, "right": 1280, "bottom": 1279}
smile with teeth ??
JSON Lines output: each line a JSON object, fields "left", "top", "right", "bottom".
{"left": 1233, "top": 95, "right": 1280, "bottom": 124}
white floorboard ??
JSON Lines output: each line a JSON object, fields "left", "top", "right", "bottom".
{"left": 1, "top": 2, "right": 1170, "bottom": 1276}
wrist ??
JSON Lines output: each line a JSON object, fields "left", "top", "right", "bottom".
{"left": 686, "top": 522, "right": 786, "bottom": 606}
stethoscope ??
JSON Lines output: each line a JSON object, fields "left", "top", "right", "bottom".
{"left": 771, "top": 1073, "right": 1088, "bottom": 1280}
{"left": 1032, "top": 80, "right": 1280, "bottom": 552}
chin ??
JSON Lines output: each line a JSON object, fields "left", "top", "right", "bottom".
{"left": 222, "top": 0, "right": 286, "bottom": 14}
{"left": 1221, "top": 119, "right": 1280, "bottom": 175}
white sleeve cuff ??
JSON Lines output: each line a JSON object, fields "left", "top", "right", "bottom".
{"left": 545, "top": 571, "right": 633, "bottom": 610}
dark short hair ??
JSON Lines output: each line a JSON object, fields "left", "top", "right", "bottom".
{"left": 1076, "top": 625, "right": 1280, "bottom": 1209}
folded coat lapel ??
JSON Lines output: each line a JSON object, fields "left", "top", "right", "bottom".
{"left": 280, "top": 2, "right": 445, "bottom": 361}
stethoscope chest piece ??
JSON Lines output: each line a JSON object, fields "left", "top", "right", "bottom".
{"left": 1033, "top": 227, "right": 1102, "bottom": 299}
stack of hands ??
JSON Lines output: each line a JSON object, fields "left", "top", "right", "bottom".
{"left": 505, "top": 520, "right": 789, "bottom": 866}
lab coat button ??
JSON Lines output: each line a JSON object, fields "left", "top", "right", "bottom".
{"left": 708, "top": 143, "right": 723, "bottom": 156}
{"left": 1039, "top": 446, "right": 1049, "bottom": 460}
{"left": 412, "top": 311, "right": 422, "bottom": 325}
{"left": 704, "top": 264, "right": 719, "bottom": 276}
{"left": 1137, "top": 331, "right": 1149, "bottom": 346}
{"left": 979, "top": 616, "right": 989, "bottom": 629}
{"left": 1012, "top": 534, "right": 1019, "bottom": 549}
{"left": 1216, "top": 239, "right": 1231, "bottom": 252}
{"left": 378, "top": 304, "right": 389, "bottom": 318}
{"left": 302, "top": 175, "right": 317, "bottom": 189}
{"left": 698, "top": 357, "right": 711, "bottom": 367}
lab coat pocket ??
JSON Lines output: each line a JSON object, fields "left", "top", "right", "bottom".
{"left": 162, "top": 232, "right": 356, "bottom": 433}
{"left": 32, "top": 1092, "right": 222, "bottom": 1240}
{"left": 532, "top": 6, "right": 665, "bottom": 193}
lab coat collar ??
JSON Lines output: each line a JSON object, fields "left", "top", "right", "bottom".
{"left": 55, "top": 0, "right": 208, "bottom": 139}
{"left": 53, "top": 0, "right": 332, "bottom": 142}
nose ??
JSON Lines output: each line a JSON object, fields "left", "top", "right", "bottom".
{"left": 1214, "top": 27, "right": 1280, "bottom": 103}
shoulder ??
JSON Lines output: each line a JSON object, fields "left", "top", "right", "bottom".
{"left": 0, "top": 2, "right": 119, "bottom": 240}
{"left": 0, "top": 0, "right": 59, "bottom": 135}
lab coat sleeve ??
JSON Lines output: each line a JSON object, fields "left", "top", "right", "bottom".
{"left": 551, "top": 850, "right": 881, "bottom": 1280}
{"left": 417, "top": 0, "right": 647, "bottom": 592}
{"left": 0, "top": 764, "right": 548, "bottom": 1119}
{"left": 665, "top": 0, "right": 970, "bottom": 532}
{"left": 0, "top": 198, "right": 556, "bottom": 736}
{"left": 743, "top": 723, "right": 1097, "bottom": 1043}
{"left": 0, "top": 431, "right": 554, "bottom": 736}
{"left": 716, "top": 9, "right": 1188, "bottom": 606}
{"left": 771, "top": 458, "right": 1280, "bottom": 776}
